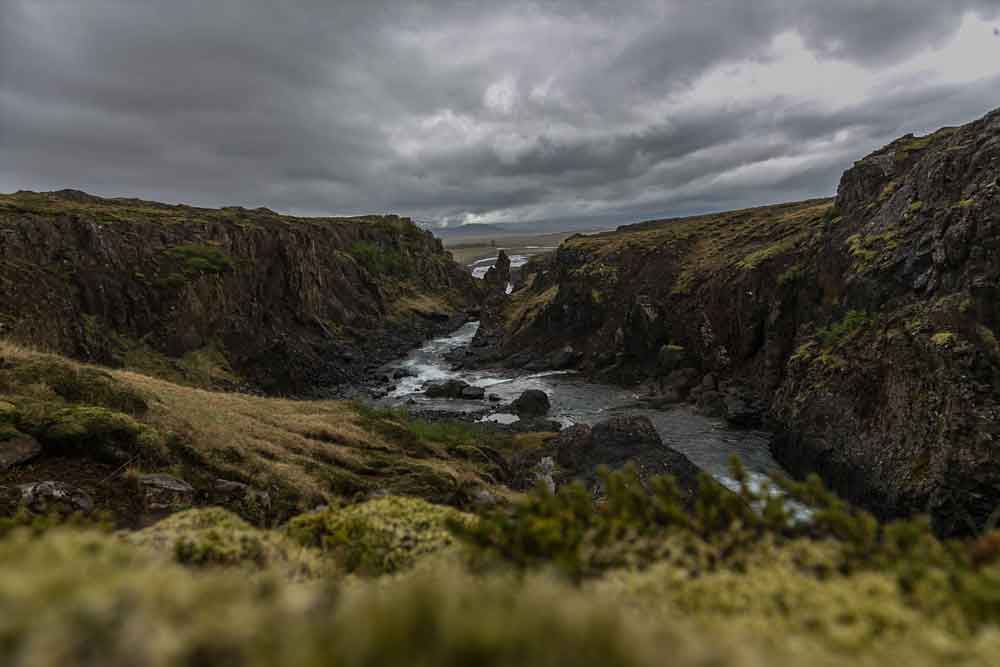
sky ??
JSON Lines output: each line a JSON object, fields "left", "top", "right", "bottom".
{"left": 2, "top": 1, "right": 1000, "bottom": 229}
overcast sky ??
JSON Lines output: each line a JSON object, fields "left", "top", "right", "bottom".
{"left": 2, "top": 1, "right": 999, "bottom": 228}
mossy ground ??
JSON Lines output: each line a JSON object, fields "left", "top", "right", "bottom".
{"left": 0, "top": 341, "right": 531, "bottom": 526}
{"left": 3, "top": 465, "right": 1000, "bottom": 665}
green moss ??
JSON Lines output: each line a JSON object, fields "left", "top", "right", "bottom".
{"left": 347, "top": 241, "right": 409, "bottom": 276}
{"left": 976, "top": 325, "right": 1000, "bottom": 363}
{"left": 930, "top": 332, "right": 957, "bottom": 347}
{"left": 129, "top": 508, "right": 326, "bottom": 579}
{"left": 14, "top": 402, "right": 164, "bottom": 463}
{"left": 737, "top": 233, "right": 806, "bottom": 271}
{"left": 908, "top": 201, "right": 924, "bottom": 213}
{"left": 163, "top": 243, "right": 233, "bottom": 275}
{"left": 286, "top": 496, "right": 474, "bottom": 575}
{"left": 816, "top": 310, "right": 872, "bottom": 348}
{"left": 0, "top": 357, "right": 148, "bottom": 415}
{"left": 777, "top": 264, "right": 804, "bottom": 286}
{"left": 847, "top": 229, "right": 900, "bottom": 272}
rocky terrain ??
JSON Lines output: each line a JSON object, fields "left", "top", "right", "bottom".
{"left": 476, "top": 108, "right": 1000, "bottom": 536}
{"left": 2, "top": 114, "right": 1000, "bottom": 667}
{"left": 0, "top": 190, "right": 480, "bottom": 396}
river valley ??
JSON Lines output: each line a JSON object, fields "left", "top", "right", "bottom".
{"left": 377, "top": 320, "right": 782, "bottom": 491}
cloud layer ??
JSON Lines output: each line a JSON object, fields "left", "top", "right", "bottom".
{"left": 2, "top": 1, "right": 999, "bottom": 227}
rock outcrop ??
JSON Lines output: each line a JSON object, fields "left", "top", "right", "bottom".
{"left": 511, "top": 415, "right": 703, "bottom": 502}
{"left": 484, "top": 107, "right": 1000, "bottom": 535}
{"left": 0, "top": 190, "right": 479, "bottom": 395}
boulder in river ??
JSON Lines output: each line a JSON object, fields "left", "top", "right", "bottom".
{"left": 547, "top": 345, "right": 580, "bottom": 370}
{"left": 554, "top": 415, "right": 703, "bottom": 501}
{"left": 511, "top": 389, "right": 550, "bottom": 417}
{"left": 425, "top": 379, "right": 475, "bottom": 399}
{"left": 460, "top": 385, "right": 486, "bottom": 400}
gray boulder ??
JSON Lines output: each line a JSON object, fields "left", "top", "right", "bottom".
{"left": 425, "top": 379, "right": 472, "bottom": 399}
{"left": 512, "top": 389, "right": 551, "bottom": 417}
{"left": 460, "top": 385, "right": 486, "bottom": 400}
{"left": 139, "top": 474, "right": 195, "bottom": 512}
{"left": 17, "top": 481, "right": 94, "bottom": 515}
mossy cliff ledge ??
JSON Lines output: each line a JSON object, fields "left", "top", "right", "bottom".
{"left": 0, "top": 190, "right": 479, "bottom": 395}
{"left": 477, "top": 107, "right": 1000, "bottom": 535}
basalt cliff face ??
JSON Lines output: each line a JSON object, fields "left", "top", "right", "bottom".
{"left": 0, "top": 190, "right": 479, "bottom": 395}
{"left": 482, "top": 108, "right": 1000, "bottom": 535}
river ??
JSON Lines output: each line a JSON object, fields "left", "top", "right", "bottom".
{"left": 379, "top": 321, "right": 783, "bottom": 491}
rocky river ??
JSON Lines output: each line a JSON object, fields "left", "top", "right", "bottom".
{"left": 376, "top": 320, "right": 783, "bottom": 492}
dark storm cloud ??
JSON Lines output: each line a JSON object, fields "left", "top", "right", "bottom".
{"left": 2, "top": 0, "right": 999, "bottom": 227}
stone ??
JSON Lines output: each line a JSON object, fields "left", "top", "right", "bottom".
{"left": 0, "top": 433, "right": 41, "bottom": 470}
{"left": 554, "top": 416, "right": 705, "bottom": 502}
{"left": 696, "top": 390, "right": 728, "bottom": 419}
{"left": 212, "top": 478, "right": 272, "bottom": 519}
{"left": 487, "top": 393, "right": 502, "bottom": 402}
{"left": 701, "top": 373, "right": 718, "bottom": 391}
{"left": 657, "top": 344, "right": 687, "bottom": 373}
{"left": 664, "top": 367, "right": 700, "bottom": 391}
{"left": 554, "top": 424, "right": 593, "bottom": 470}
{"left": 17, "top": 481, "right": 94, "bottom": 515}
{"left": 460, "top": 385, "right": 486, "bottom": 400}
{"left": 139, "top": 473, "right": 195, "bottom": 512}
{"left": 511, "top": 389, "right": 551, "bottom": 417}
{"left": 547, "top": 345, "right": 579, "bottom": 370}
{"left": 424, "top": 379, "right": 472, "bottom": 399}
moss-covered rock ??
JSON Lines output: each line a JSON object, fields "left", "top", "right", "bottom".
{"left": 286, "top": 496, "right": 474, "bottom": 575}
{"left": 129, "top": 507, "right": 327, "bottom": 579}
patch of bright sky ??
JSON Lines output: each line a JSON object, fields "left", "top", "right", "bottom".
{"left": 657, "top": 12, "right": 1000, "bottom": 121}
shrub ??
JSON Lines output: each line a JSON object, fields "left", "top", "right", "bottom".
{"left": 286, "top": 496, "right": 474, "bottom": 575}
{"left": 163, "top": 243, "right": 233, "bottom": 275}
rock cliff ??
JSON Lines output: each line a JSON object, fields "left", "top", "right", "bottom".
{"left": 482, "top": 107, "right": 1000, "bottom": 534}
{"left": 0, "top": 190, "right": 479, "bottom": 395}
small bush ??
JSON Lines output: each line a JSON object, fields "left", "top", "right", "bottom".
{"left": 164, "top": 243, "right": 233, "bottom": 275}
{"left": 287, "top": 496, "right": 473, "bottom": 575}
{"left": 347, "top": 241, "right": 409, "bottom": 275}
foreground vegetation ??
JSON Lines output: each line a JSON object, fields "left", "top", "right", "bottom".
{"left": 3, "top": 463, "right": 1000, "bottom": 666}
{"left": 3, "top": 340, "right": 1000, "bottom": 665}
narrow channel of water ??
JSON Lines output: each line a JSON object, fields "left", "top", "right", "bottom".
{"left": 380, "top": 322, "right": 783, "bottom": 490}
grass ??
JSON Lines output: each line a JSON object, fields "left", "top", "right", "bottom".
{"left": 3, "top": 466, "right": 1000, "bottom": 665}
{"left": 0, "top": 340, "right": 527, "bottom": 522}
{"left": 163, "top": 243, "right": 233, "bottom": 275}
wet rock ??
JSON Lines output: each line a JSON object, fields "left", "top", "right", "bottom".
{"left": 547, "top": 345, "right": 579, "bottom": 370}
{"left": 723, "top": 391, "right": 766, "bottom": 429}
{"left": 512, "top": 389, "right": 551, "bottom": 417}
{"left": 504, "top": 351, "right": 536, "bottom": 368}
{"left": 487, "top": 393, "right": 502, "bottom": 402}
{"left": 664, "top": 367, "right": 700, "bottom": 392}
{"left": 460, "top": 385, "right": 486, "bottom": 400}
{"left": 554, "top": 416, "right": 703, "bottom": 501}
{"left": 696, "top": 390, "right": 727, "bottom": 419}
{"left": 0, "top": 433, "right": 41, "bottom": 470}
{"left": 139, "top": 474, "right": 195, "bottom": 512}
{"left": 16, "top": 481, "right": 94, "bottom": 515}
{"left": 425, "top": 379, "right": 473, "bottom": 399}
{"left": 701, "top": 373, "right": 718, "bottom": 391}
{"left": 392, "top": 368, "right": 416, "bottom": 380}
{"left": 657, "top": 344, "right": 687, "bottom": 373}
